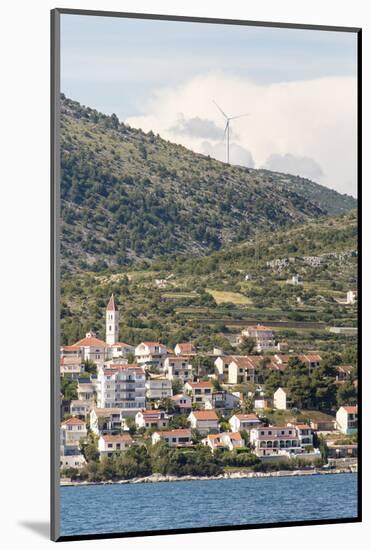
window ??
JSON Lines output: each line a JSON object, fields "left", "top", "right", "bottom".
{"left": 108, "top": 443, "right": 113, "bottom": 448}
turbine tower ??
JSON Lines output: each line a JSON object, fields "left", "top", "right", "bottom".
{"left": 213, "top": 100, "right": 249, "bottom": 164}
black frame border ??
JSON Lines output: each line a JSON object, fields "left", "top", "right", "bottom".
{"left": 51, "top": 7, "right": 362, "bottom": 543}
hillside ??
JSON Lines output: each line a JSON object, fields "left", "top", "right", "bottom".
{"left": 61, "top": 211, "right": 357, "bottom": 353}
{"left": 60, "top": 95, "right": 356, "bottom": 272}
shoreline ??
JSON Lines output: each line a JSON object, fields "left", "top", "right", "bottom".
{"left": 60, "top": 466, "right": 357, "bottom": 487}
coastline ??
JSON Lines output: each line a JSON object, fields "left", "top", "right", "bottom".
{"left": 60, "top": 466, "right": 357, "bottom": 487}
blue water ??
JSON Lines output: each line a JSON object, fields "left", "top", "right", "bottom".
{"left": 60, "top": 473, "right": 358, "bottom": 536}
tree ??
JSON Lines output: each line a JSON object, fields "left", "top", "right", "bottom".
{"left": 238, "top": 336, "right": 255, "bottom": 354}
{"left": 171, "top": 379, "right": 183, "bottom": 395}
{"left": 337, "top": 380, "right": 357, "bottom": 406}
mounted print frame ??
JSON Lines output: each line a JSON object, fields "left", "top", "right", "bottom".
{"left": 51, "top": 8, "right": 362, "bottom": 542}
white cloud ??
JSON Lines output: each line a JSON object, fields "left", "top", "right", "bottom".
{"left": 125, "top": 73, "right": 357, "bottom": 196}
{"left": 263, "top": 153, "right": 323, "bottom": 180}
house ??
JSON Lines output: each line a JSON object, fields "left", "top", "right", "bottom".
{"left": 98, "top": 434, "right": 133, "bottom": 457}
{"left": 346, "top": 290, "right": 357, "bottom": 305}
{"left": 188, "top": 410, "right": 219, "bottom": 435}
{"left": 60, "top": 344, "right": 82, "bottom": 361}
{"left": 239, "top": 325, "right": 276, "bottom": 352}
{"left": 164, "top": 356, "right": 193, "bottom": 382}
{"left": 77, "top": 378, "right": 96, "bottom": 403}
{"left": 214, "top": 356, "right": 234, "bottom": 381}
{"left": 174, "top": 343, "right": 196, "bottom": 356}
{"left": 202, "top": 433, "right": 225, "bottom": 451}
{"left": 70, "top": 400, "right": 91, "bottom": 419}
{"left": 250, "top": 426, "right": 302, "bottom": 457}
{"left": 90, "top": 407, "right": 126, "bottom": 435}
{"left": 327, "top": 442, "right": 358, "bottom": 459}
{"left": 145, "top": 376, "right": 173, "bottom": 400}
{"left": 60, "top": 357, "right": 84, "bottom": 378}
{"left": 254, "top": 397, "right": 271, "bottom": 410}
{"left": 110, "top": 342, "right": 135, "bottom": 359}
{"left": 135, "top": 409, "right": 169, "bottom": 429}
{"left": 298, "top": 354, "right": 322, "bottom": 373}
{"left": 227, "top": 356, "right": 256, "bottom": 384}
{"left": 277, "top": 341, "right": 289, "bottom": 352}
{"left": 60, "top": 452, "right": 86, "bottom": 470}
{"left": 152, "top": 429, "right": 193, "bottom": 447}
{"left": 288, "top": 423, "right": 313, "bottom": 447}
{"left": 336, "top": 365, "right": 354, "bottom": 382}
{"left": 220, "top": 432, "right": 244, "bottom": 451}
{"left": 210, "top": 390, "right": 241, "bottom": 411}
{"left": 135, "top": 342, "right": 168, "bottom": 368}
{"left": 73, "top": 332, "right": 109, "bottom": 364}
{"left": 336, "top": 405, "right": 358, "bottom": 434}
{"left": 60, "top": 417, "right": 87, "bottom": 448}
{"left": 96, "top": 364, "right": 146, "bottom": 414}
{"left": 229, "top": 413, "right": 262, "bottom": 433}
{"left": 184, "top": 381, "right": 213, "bottom": 407}
{"left": 170, "top": 393, "right": 192, "bottom": 412}
{"left": 273, "top": 387, "right": 291, "bottom": 410}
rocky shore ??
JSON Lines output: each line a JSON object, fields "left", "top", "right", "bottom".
{"left": 61, "top": 466, "right": 356, "bottom": 487}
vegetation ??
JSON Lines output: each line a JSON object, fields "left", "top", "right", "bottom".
{"left": 60, "top": 95, "right": 356, "bottom": 273}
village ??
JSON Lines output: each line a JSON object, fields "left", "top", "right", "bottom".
{"left": 60, "top": 294, "right": 358, "bottom": 482}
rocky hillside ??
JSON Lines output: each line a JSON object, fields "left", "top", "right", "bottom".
{"left": 60, "top": 95, "right": 356, "bottom": 272}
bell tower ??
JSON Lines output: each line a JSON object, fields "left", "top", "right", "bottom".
{"left": 106, "top": 294, "right": 119, "bottom": 345}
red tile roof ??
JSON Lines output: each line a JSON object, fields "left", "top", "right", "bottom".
{"left": 176, "top": 343, "right": 196, "bottom": 353}
{"left": 187, "top": 381, "right": 212, "bottom": 389}
{"left": 343, "top": 405, "right": 358, "bottom": 414}
{"left": 226, "top": 431, "right": 243, "bottom": 441}
{"left": 102, "top": 434, "right": 132, "bottom": 443}
{"left": 74, "top": 336, "right": 107, "bottom": 348}
{"left": 246, "top": 325, "right": 272, "bottom": 331}
{"left": 190, "top": 410, "right": 219, "bottom": 421}
{"left": 62, "top": 417, "right": 86, "bottom": 426}
{"left": 157, "top": 429, "right": 192, "bottom": 437}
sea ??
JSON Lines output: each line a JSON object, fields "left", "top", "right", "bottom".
{"left": 60, "top": 473, "right": 358, "bottom": 537}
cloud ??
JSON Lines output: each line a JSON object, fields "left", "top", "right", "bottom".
{"left": 263, "top": 153, "right": 323, "bottom": 181}
{"left": 125, "top": 73, "right": 357, "bottom": 196}
{"left": 200, "top": 141, "right": 255, "bottom": 168}
{"left": 170, "top": 115, "right": 224, "bottom": 140}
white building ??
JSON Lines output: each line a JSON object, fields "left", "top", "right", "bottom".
{"left": 70, "top": 400, "right": 91, "bottom": 419}
{"left": 106, "top": 294, "right": 119, "bottom": 346}
{"left": 170, "top": 393, "right": 192, "bottom": 412}
{"left": 90, "top": 407, "right": 127, "bottom": 435}
{"left": 145, "top": 377, "right": 173, "bottom": 400}
{"left": 184, "top": 381, "right": 213, "bottom": 407}
{"left": 98, "top": 434, "right": 133, "bottom": 457}
{"left": 151, "top": 429, "right": 193, "bottom": 447}
{"left": 188, "top": 410, "right": 219, "bottom": 435}
{"left": 96, "top": 364, "right": 146, "bottom": 414}
{"left": 110, "top": 342, "right": 135, "bottom": 359}
{"left": 174, "top": 343, "right": 196, "bottom": 356}
{"left": 250, "top": 426, "right": 302, "bottom": 457}
{"left": 227, "top": 357, "right": 256, "bottom": 385}
{"left": 72, "top": 332, "right": 109, "bottom": 364}
{"left": 135, "top": 342, "right": 168, "bottom": 368}
{"left": 203, "top": 432, "right": 244, "bottom": 452}
{"left": 60, "top": 357, "right": 84, "bottom": 378}
{"left": 239, "top": 325, "right": 276, "bottom": 353}
{"left": 164, "top": 356, "right": 193, "bottom": 381}
{"left": 288, "top": 423, "right": 314, "bottom": 447}
{"left": 273, "top": 387, "right": 291, "bottom": 410}
{"left": 135, "top": 409, "right": 169, "bottom": 430}
{"left": 229, "top": 413, "right": 262, "bottom": 433}
{"left": 60, "top": 417, "right": 87, "bottom": 448}
{"left": 60, "top": 453, "right": 86, "bottom": 470}
{"left": 77, "top": 379, "right": 96, "bottom": 403}
{"left": 336, "top": 405, "right": 358, "bottom": 434}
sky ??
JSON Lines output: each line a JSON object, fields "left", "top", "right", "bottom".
{"left": 61, "top": 14, "right": 358, "bottom": 197}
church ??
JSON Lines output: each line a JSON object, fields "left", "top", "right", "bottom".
{"left": 60, "top": 294, "right": 134, "bottom": 364}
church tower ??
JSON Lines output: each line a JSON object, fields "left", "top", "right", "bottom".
{"left": 106, "top": 294, "right": 119, "bottom": 345}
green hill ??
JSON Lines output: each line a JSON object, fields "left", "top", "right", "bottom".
{"left": 61, "top": 211, "right": 357, "bottom": 349}
{"left": 60, "top": 95, "right": 356, "bottom": 273}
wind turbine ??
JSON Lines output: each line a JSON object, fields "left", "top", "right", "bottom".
{"left": 213, "top": 100, "right": 249, "bottom": 164}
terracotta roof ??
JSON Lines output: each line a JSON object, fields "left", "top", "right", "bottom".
{"left": 176, "top": 343, "right": 196, "bottom": 353}
{"left": 141, "top": 341, "right": 165, "bottom": 347}
{"left": 294, "top": 424, "right": 311, "bottom": 430}
{"left": 139, "top": 410, "right": 166, "bottom": 419}
{"left": 336, "top": 365, "right": 353, "bottom": 373}
{"left": 62, "top": 417, "right": 86, "bottom": 426}
{"left": 342, "top": 405, "right": 358, "bottom": 414}
{"left": 230, "top": 356, "right": 256, "bottom": 369}
{"left": 190, "top": 410, "right": 219, "bottom": 421}
{"left": 187, "top": 381, "right": 212, "bottom": 389}
{"left": 246, "top": 325, "right": 272, "bottom": 331}
{"left": 226, "top": 431, "right": 243, "bottom": 441}
{"left": 74, "top": 336, "right": 107, "bottom": 348}
{"left": 157, "top": 429, "right": 192, "bottom": 437}
{"left": 102, "top": 434, "right": 133, "bottom": 443}
{"left": 111, "top": 342, "right": 133, "bottom": 348}
{"left": 61, "top": 345, "right": 81, "bottom": 351}
{"left": 92, "top": 408, "right": 122, "bottom": 416}
{"left": 299, "top": 354, "right": 322, "bottom": 363}
{"left": 106, "top": 294, "right": 117, "bottom": 311}
{"left": 236, "top": 414, "right": 260, "bottom": 422}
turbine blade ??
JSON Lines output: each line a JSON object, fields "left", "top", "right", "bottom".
{"left": 229, "top": 113, "right": 250, "bottom": 120}
{"left": 213, "top": 100, "right": 228, "bottom": 119}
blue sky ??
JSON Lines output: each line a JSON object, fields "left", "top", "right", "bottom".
{"left": 61, "top": 14, "right": 358, "bottom": 196}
